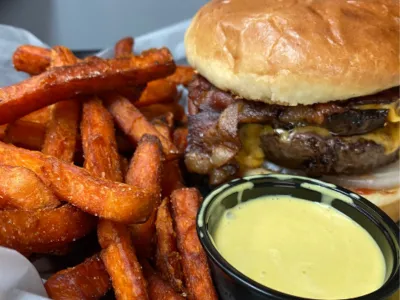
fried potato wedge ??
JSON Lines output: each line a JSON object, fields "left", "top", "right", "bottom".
{"left": 0, "top": 48, "right": 175, "bottom": 124}
{"left": 141, "top": 260, "right": 185, "bottom": 300}
{"left": 13, "top": 45, "right": 51, "bottom": 75}
{"left": 45, "top": 254, "right": 111, "bottom": 300}
{"left": 115, "top": 37, "right": 134, "bottom": 58}
{"left": 155, "top": 198, "right": 185, "bottom": 293}
{"left": 171, "top": 188, "right": 217, "bottom": 300}
{"left": 0, "top": 165, "right": 60, "bottom": 210}
{"left": 98, "top": 221, "right": 149, "bottom": 300}
{"left": 0, "top": 205, "right": 95, "bottom": 253}
{"left": 0, "top": 141, "right": 155, "bottom": 223}
{"left": 81, "top": 96, "right": 122, "bottom": 182}
{"left": 103, "top": 92, "right": 179, "bottom": 159}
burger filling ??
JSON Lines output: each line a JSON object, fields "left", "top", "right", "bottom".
{"left": 185, "top": 75, "right": 400, "bottom": 185}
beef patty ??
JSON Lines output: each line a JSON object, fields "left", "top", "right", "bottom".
{"left": 185, "top": 75, "right": 400, "bottom": 184}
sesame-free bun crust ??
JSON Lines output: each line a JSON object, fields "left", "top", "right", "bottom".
{"left": 185, "top": 0, "right": 400, "bottom": 106}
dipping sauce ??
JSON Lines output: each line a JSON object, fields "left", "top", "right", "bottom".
{"left": 213, "top": 196, "right": 386, "bottom": 299}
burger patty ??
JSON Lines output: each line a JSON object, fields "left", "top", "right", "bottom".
{"left": 185, "top": 76, "right": 399, "bottom": 184}
{"left": 260, "top": 126, "right": 399, "bottom": 176}
{"left": 189, "top": 75, "right": 398, "bottom": 135}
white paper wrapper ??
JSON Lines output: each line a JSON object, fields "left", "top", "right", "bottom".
{"left": 0, "top": 19, "right": 191, "bottom": 299}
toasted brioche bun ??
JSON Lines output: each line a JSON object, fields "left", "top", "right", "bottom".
{"left": 185, "top": 0, "right": 399, "bottom": 106}
{"left": 242, "top": 168, "right": 400, "bottom": 222}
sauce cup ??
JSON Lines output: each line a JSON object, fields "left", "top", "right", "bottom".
{"left": 197, "top": 174, "right": 399, "bottom": 300}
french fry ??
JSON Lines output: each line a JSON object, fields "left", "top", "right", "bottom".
{"left": 13, "top": 45, "right": 51, "bottom": 75}
{"left": 45, "top": 254, "right": 111, "bottom": 300}
{"left": 5, "top": 119, "right": 46, "bottom": 150}
{"left": 0, "top": 141, "right": 156, "bottom": 223}
{"left": 140, "top": 103, "right": 186, "bottom": 123}
{"left": 79, "top": 91, "right": 149, "bottom": 299}
{"left": 126, "top": 134, "right": 163, "bottom": 258}
{"left": 141, "top": 260, "right": 185, "bottom": 300}
{"left": 0, "top": 48, "right": 175, "bottom": 124}
{"left": 0, "top": 125, "right": 7, "bottom": 140}
{"left": 119, "top": 155, "right": 130, "bottom": 179}
{"left": 0, "top": 165, "right": 60, "bottom": 210}
{"left": 166, "top": 66, "right": 195, "bottom": 86}
{"left": 135, "top": 79, "right": 178, "bottom": 107}
{"left": 20, "top": 106, "right": 53, "bottom": 124}
{"left": 155, "top": 198, "right": 185, "bottom": 293}
{"left": 154, "top": 122, "right": 171, "bottom": 140}
{"left": 98, "top": 221, "right": 149, "bottom": 300}
{"left": 42, "top": 46, "right": 81, "bottom": 162}
{"left": 173, "top": 127, "right": 188, "bottom": 154}
{"left": 81, "top": 96, "right": 123, "bottom": 182}
{"left": 42, "top": 99, "right": 80, "bottom": 162}
{"left": 171, "top": 188, "right": 217, "bottom": 300}
{"left": 115, "top": 36, "right": 134, "bottom": 58}
{"left": 161, "top": 160, "right": 185, "bottom": 198}
{"left": 0, "top": 205, "right": 95, "bottom": 253}
{"left": 103, "top": 92, "right": 179, "bottom": 159}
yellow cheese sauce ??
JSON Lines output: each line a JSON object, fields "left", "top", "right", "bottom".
{"left": 213, "top": 196, "right": 386, "bottom": 299}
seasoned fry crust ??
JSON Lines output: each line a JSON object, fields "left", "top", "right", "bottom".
{"left": 42, "top": 99, "right": 80, "bottom": 162}
{"left": 166, "top": 66, "right": 195, "bottom": 87}
{"left": 155, "top": 198, "right": 185, "bottom": 293}
{"left": 135, "top": 79, "right": 178, "bottom": 107}
{"left": 4, "top": 119, "right": 46, "bottom": 150}
{"left": 0, "top": 165, "right": 60, "bottom": 210}
{"left": 0, "top": 48, "right": 175, "bottom": 124}
{"left": 103, "top": 92, "right": 179, "bottom": 159}
{"left": 126, "top": 134, "right": 163, "bottom": 257}
{"left": 13, "top": 45, "right": 51, "bottom": 75}
{"left": 171, "top": 188, "right": 217, "bottom": 300}
{"left": 0, "top": 141, "right": 155, "bottom": 223}
{"left": 45, "top": 254, "right": 111, "bottom": 300}
{"left": 98, "top": 221, "right": 149, "bottom": 300}
{"left": 115, "top": 37, "right": 134, "bottom": 58}
{"left": 81, "top": 96, "right": 123, "bottom": 182}
{"left": 42, "top": 46, "right": 80, "bottom": 162}
{"left": 161, "top": 160, "right": 185, "bottom": 198}
{"left": 141, "top": 260, "right": 185, "bottom": 300}
{"left": 173, "top": 127, "right": 188, "bottom": 154}
{"left": 0, "top": 205, "right": 95, "bottom": 253}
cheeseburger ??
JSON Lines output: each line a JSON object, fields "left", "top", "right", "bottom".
{"left": 184, "top": 0, "right": 400, "bottom": 220}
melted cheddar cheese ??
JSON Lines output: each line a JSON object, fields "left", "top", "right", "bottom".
{"left": 236, "top": 122, "right": 400, "bottom": 169}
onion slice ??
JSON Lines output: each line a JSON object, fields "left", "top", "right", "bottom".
{"left": 323, "top": 161, "right": 400, "bottom": 190}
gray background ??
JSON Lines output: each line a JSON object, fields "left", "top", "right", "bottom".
{"left": 0, "top": 0, "right": 207, "bottom": 50}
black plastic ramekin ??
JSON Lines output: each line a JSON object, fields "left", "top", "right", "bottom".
{"left": 197, "top": 174, "right": 399, "bottom": 300}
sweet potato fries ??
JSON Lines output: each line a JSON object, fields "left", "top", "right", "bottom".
{"left": 1, "top": 37, "right": 215, "bottom": 300}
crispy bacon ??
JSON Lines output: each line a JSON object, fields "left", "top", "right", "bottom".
{"left": 185, "top": 75, "right": 398, "bottom": 185}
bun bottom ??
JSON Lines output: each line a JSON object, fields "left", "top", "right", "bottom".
{"left": 353, "top": 187, "right": 400, "bottom": 222}
{"left": 242, "top": 168, "right": 400, "bottom": 222}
